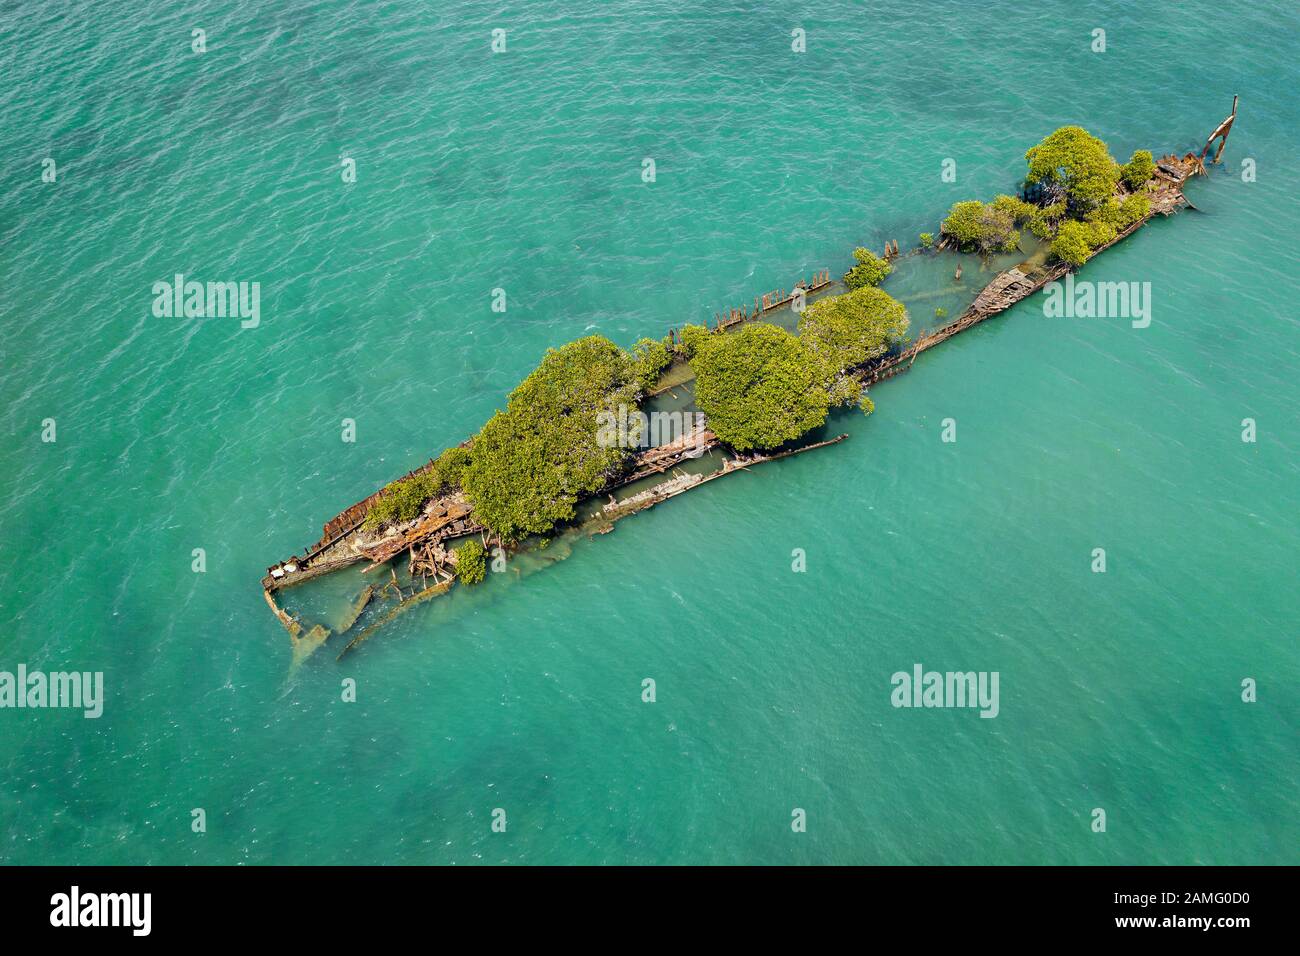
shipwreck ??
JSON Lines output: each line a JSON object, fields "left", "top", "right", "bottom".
{"left": 260, "top": 102, "right": 1238, "bottom": 662}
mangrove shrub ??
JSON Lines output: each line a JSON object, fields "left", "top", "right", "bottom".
{"left": 462, "top": 336, "right": 640, "bottom": 540}
{"left": 798, "top": 286, "right": 909, "bottom": 372}
{"left": 631, "top": 336, "right": 671, "bottom": 392}
{"left": 1027, "top": 201, "right": 1066, "bottom": 239}
{"left": 1121, "top": 150, "right": 1156, "bottom": 191}
{"left": 677, "top": 323, "right": 710, "bottom": 359}
{"left": 1088, "top": 193, "right": 1150, "bottom": 232}
{"left": 843, "top": 247, "right": 892, "bottom": 290}
{"left": 940, "top": 199, "right": 1021, "bottom": 254}
{"left": 690, "top": 323, "right": 830, "bottom": 452}
{"left": 455, "top": 539, "right": 487, "bottom": 585}
{"left": 363, "top": 445, "right": 474, "bottom": 531}
{"left": 1050, "top": 220, "right": 1115, "bottom": 266}
{"left": 1050, "top": 194, "right": 1150, "bottom": 266}
{"left": 940, "top": 200, "right": 985, "bottom": 248}
{"left": 1024, "top": 126, "right": 1120, "bottom": 210}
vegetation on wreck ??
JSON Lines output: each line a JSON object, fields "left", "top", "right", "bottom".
{"left": 689, "top": 286, "right": 909, "bottom": 450}
{"left": 356, "top": 124, "right": 1163, "bottom": 547}
{"left": 1121, "top": 149, "right": 1156, "bottom": 191}
{"left": 842, "top": 247, "right": 892, "bottom": 290}
{"left": 454, "top": 539, "right": 487, "bottom": 585}
{"left": 1024, "top": 125, "right": 1121, "bottom": 209}
{"left": 941, "top": 196, "right": 1032, "bottom": 254}
{"left": 630, "top": 336, "right": 672, "bottom": 391}
{"left": 688, "top": 324, "right": 832, "bottom": 452}
{"left": 360, "top": 275, "right": 913, "bottom": 538}
{"left": 267, "top": 101, "right": 1236, "bottom": 656}
{"left": 675, "top": 322, "right": 712, "bottom": 359}
{"left": 362, "top": 445, "right": 472, "bottom": 530}
{"left": 362, "top": 336, "right": 650, "bottom": 541}
{"left": 1049, "top": 193, "right": 1150, "bottom": 266}
{"left": 461, "top": 336, "right": 643, "bottom": 541}
{"left": 798, "top": 286, "right": 909, "bottom": 374}
{"left": 938, "top": 125, "right": 1158, "bottom": 268}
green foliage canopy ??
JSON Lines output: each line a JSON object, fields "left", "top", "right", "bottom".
{"left": 1121, "top": 150, "right": 1156, "bottom": 190}
{"left": 462, "top": 336, "right": 639, "bottom": 540}
{"left": 798, "top": 286, "right": 909, "bottom": 372}
{"left": 677, "top": 323, "right": 711, "bottom": 359}
{"left": 1024, "top": 126, "right": 1120, "bottom": 210}
{"left": 1119, "top": 192, "right": 1151, "bottom": 223}
{"left": 1049, "top": 219, "right": 1122, "bottom": 266}
{"left": 1050, "top": 221, "right": 1094, "bottom": 266}
{"left": 990, "top": 194, "right": 1036, "bottom": 223}
{"left": 940, "top": 199, "right": 1022, "bottom": 253}
{"left": 454, "top": 539, "right": 487, "bottom": 585}
{"left": 977, "top": 206, "right": 1020, "bottom": 253}
{"left": 843, "top": 247, "right": 892, "bottom": 290}
{"left": 689, "top": 323, "right": 830, "bottom": 452}
{"left": 1027, "top": 201, "right": 1066, "bottom": 239}
{"left": 1087, "top": 193, "right": 1150, "bottom": 232}
{"left": 1051, "top": 193, "right": 1150, "bottom": 266}
{"left": 363, "top": 445, "right": 474, "bottom": 531}
{"left": 940, "top": 200, "right": 985, "bottom": 247}
{"left": 631, "top": 337, "right": 671, "bottom": 392}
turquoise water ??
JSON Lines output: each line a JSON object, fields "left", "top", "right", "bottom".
{"left": 2, "top": 0, "right": 1297, "bottom": 864}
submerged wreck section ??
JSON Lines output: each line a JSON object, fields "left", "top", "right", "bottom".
{"left": 600, "top": 432, "right": 848, "bottom": 523}
{"left": 261, "top": 104, "right": 1236, "bottom": 657}
{"left": 262, "top": 417, "right": 728, "bottom": 650}
{"left": 856, "top": 147, "right": 1209, "bottom": 389}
